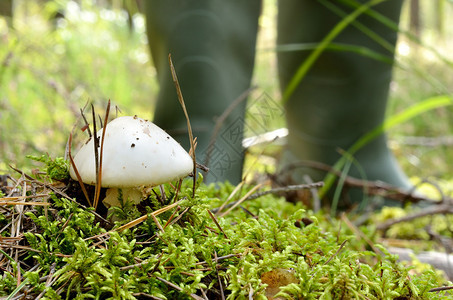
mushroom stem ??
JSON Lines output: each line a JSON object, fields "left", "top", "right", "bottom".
{"left": 103, "top": 188, "right": 143, "bottom": 208}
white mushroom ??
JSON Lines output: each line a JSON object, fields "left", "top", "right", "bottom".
{"left": 69, "top": 115, "right": 193, "bottom": 207}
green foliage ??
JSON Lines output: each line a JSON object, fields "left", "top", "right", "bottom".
{"left": 0, "top": 0, "right": 157, "bottom": 172}
{"left": 4, "top": 180, "right": 449, "bottom": 299}
{"left": 24, "top": 195, "right": 103, "bottom": 271}
{"left": 320, "top": 95, "right": 453, "bottom": 202}
{"left": 26, "top": 154, "right": 69, "bottom": 181}
{"left": 0, "top": 271, "right": 16, "bottom": 296}
{"left": 1, "top": 0, "right": 452, "bottom": 297}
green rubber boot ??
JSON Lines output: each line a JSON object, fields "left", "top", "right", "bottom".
{"left": 277, "top": 0, "right": 410, "bottom": 207}
{"left": 144, "top": 0, "right": 261, "bottom": 184}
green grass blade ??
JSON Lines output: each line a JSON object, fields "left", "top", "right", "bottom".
{"left": 331, "top": 156, "right": 353, "bottom": 216}
{"left": 281, "top": 0, "right": 386, "bottom": 105}
{"left": 275, "top": 42, "right": 394, "bottom": 65}
{"left": 319, "top": 95, "right": 453, "bottom": 199}
{"left": 320, "top": 0, "right": 395, "bottom": 53}
{"left": 344, "top": 0, "right": 453, "bottom": 69}
{"left": 7, "top": 278, "right": 29, "bottom": 300}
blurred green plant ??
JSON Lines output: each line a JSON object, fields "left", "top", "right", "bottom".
{"left": 0, "top": 0, "right": 157, "bottom": 172}
{"left": 1, "top": 0, "right": 453, "bottom": 183}
{"left": 26, "top": 154, "right": 69, "bottom": 181}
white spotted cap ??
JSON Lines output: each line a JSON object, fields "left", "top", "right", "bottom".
{"left": 69, "top": 116, "right": 193, "bottom": 187}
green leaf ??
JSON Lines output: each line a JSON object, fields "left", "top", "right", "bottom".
{"left": 320, "top": 95, "right": 453, "bottom": 198}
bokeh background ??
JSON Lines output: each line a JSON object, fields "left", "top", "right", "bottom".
{"left": 1, "top": 0, "right": 453, "bottom": 188}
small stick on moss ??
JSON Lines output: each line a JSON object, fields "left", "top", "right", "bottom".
{"left": 27, "top": 176, "right": 109, "bottom": 224}
{"left": 245, "top": 182, "right": 324, "bottom": 200}
{"left": 219, "top": 183, "right": 264, "bottom": 218}
{"left": 119, "top": 254, "right": 162, "bottom": 272}
{"left": 214, "top": 251, "right": 226, "bottom": 300}
{"left": 0, "top": 243, "right": 71, "bottom": 258}
{"left": 151, "top": 213, "right": 164, "bottom": 232}
{"left": 207, "top": 209, "right": 229, "bottom": 239}
{"left": 168, "top": 54, "right": 197, "bottom": 198}
{"left": 167, "top": 206, "right": 191, "bottom": 227}
{"left": 195, "top": 253, "right": 241, "bottom": 266}
{"left": 94, "top": 100, "right": 111, "bottom": 210}
{"left": 199, "top": 288, "right": 209, "bottom": 300}
{"left": 67, "top": 133, "right": 92, "bottom": 207}
{"left": 429, "top": 285, "right": 453, "bottom": 292}
{"left": 163, "top": 205, "right": 181, "bottom": 229}
{"left": 80, "top": 107, "right": 92, "bottom": 138}
{"left": 239, "top": 206, "right": 257, "bottom": 219}
{"left": 115, "top": 199, "right": 183, "bottom": 232}
{"left": 155, "top": 276, "right": 204, "bottom": 300}
{"left": 36, "top": 263, "right": 57, "bottom": 300}
{"left": 173, "top": 178, "right": 183, "bottom": 202}
{"left": 91, "top": 104, "right": 99, "bottom": 206}
{"left": 1, "top": 194, "right": 54, "bottom": 200}
{"left": 0, "top": 201, "right": 50, "bottom": 206}
{"left": 215, "top": 181, "right": 245, "bottom": 216}
{"left": 132, "top": 293, "right": 165, "bottom": 300}
{"left": 341, "top": 213, "right": 381, "bottom": 254}
{"left": 322, "top": 239, "right": 348, "bottom": 266}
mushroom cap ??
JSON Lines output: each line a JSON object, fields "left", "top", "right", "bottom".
{"left": 69, "top": 116, "right": 193, "bottom": 188}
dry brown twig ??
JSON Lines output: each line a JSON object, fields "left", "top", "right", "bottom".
{"left": 154, "top": 276, "right": 204, "bottom": 300}
{"left": 214, "top": 250, "right": 226, "bottom": 300}
{"left": 207, "top": 209, "right": 229, "bottom": 239}
{"left": 114, "top": 199, "right": 184, "bottom": 232}
{"left": 91, "top": 104, "right": 100, "bottom": 204}
{"left": 211, "top": 182, "right": 324, "bottom": 215}
{"left": 67, "top": 100, "right": 111, "bottom": 211}
{"left": 341, "top": 213, "right": 381, "bottom": 254}
{"left": 68, "top": 133, "right": 92, "bottom": 207}
{"left": 8, "top": 165, "right": 110, "bottom": 224}
{"left": 215, "top": 181, "right": 245, "bottom": 216}
{"left": 94, "top": 100, "right": 111, "bottom": 209}
{"left": 168, "top": 54, "right": 197, "bottom": 198}
{"left": 218, "top": 183, "right": 264, "bottom": 218}
{"left": 279, "top": 160, "right": 439, "bottom": 205}
{"left": 376, "top": 203, "right": 453, "bottom": 231}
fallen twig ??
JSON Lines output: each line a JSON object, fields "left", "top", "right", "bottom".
{"left": 429, "top": 285, "right": 453, "bottom": 292}
{"left": 211, "top": 182, "right": 324, "bottom": 215}
{"left": 246, "top": 182, "right": 324, "bottom": 200}
{"left": 68, "top": 133, "right": 92, "bottom": 207}
{"left": 218, "top": 183, "right": 264, "bottom": 218}
{"left": 279, "top": 160, "right": 440, "bottom": 204}
{"left": 154, "top": 276, "right": 204, "bottom": 300}
{"left": 376, "top": 203, "right": 453, "bottom": 231}
{"left": 207, "top": 209, "right": 229, "bottom": 239}
{"left": 115, "top": 199, "right": 184, "bottom": 232}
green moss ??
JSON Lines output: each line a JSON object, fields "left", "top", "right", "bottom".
{"left": 3, "top": 179, "right": 449, "bottom": 299}
{"left": 26, "top": 154, "right": 69, "bottom": 181}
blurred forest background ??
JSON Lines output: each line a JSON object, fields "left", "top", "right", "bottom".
{"left": 0, "top": 0, "right": 453, "bottom": 189}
